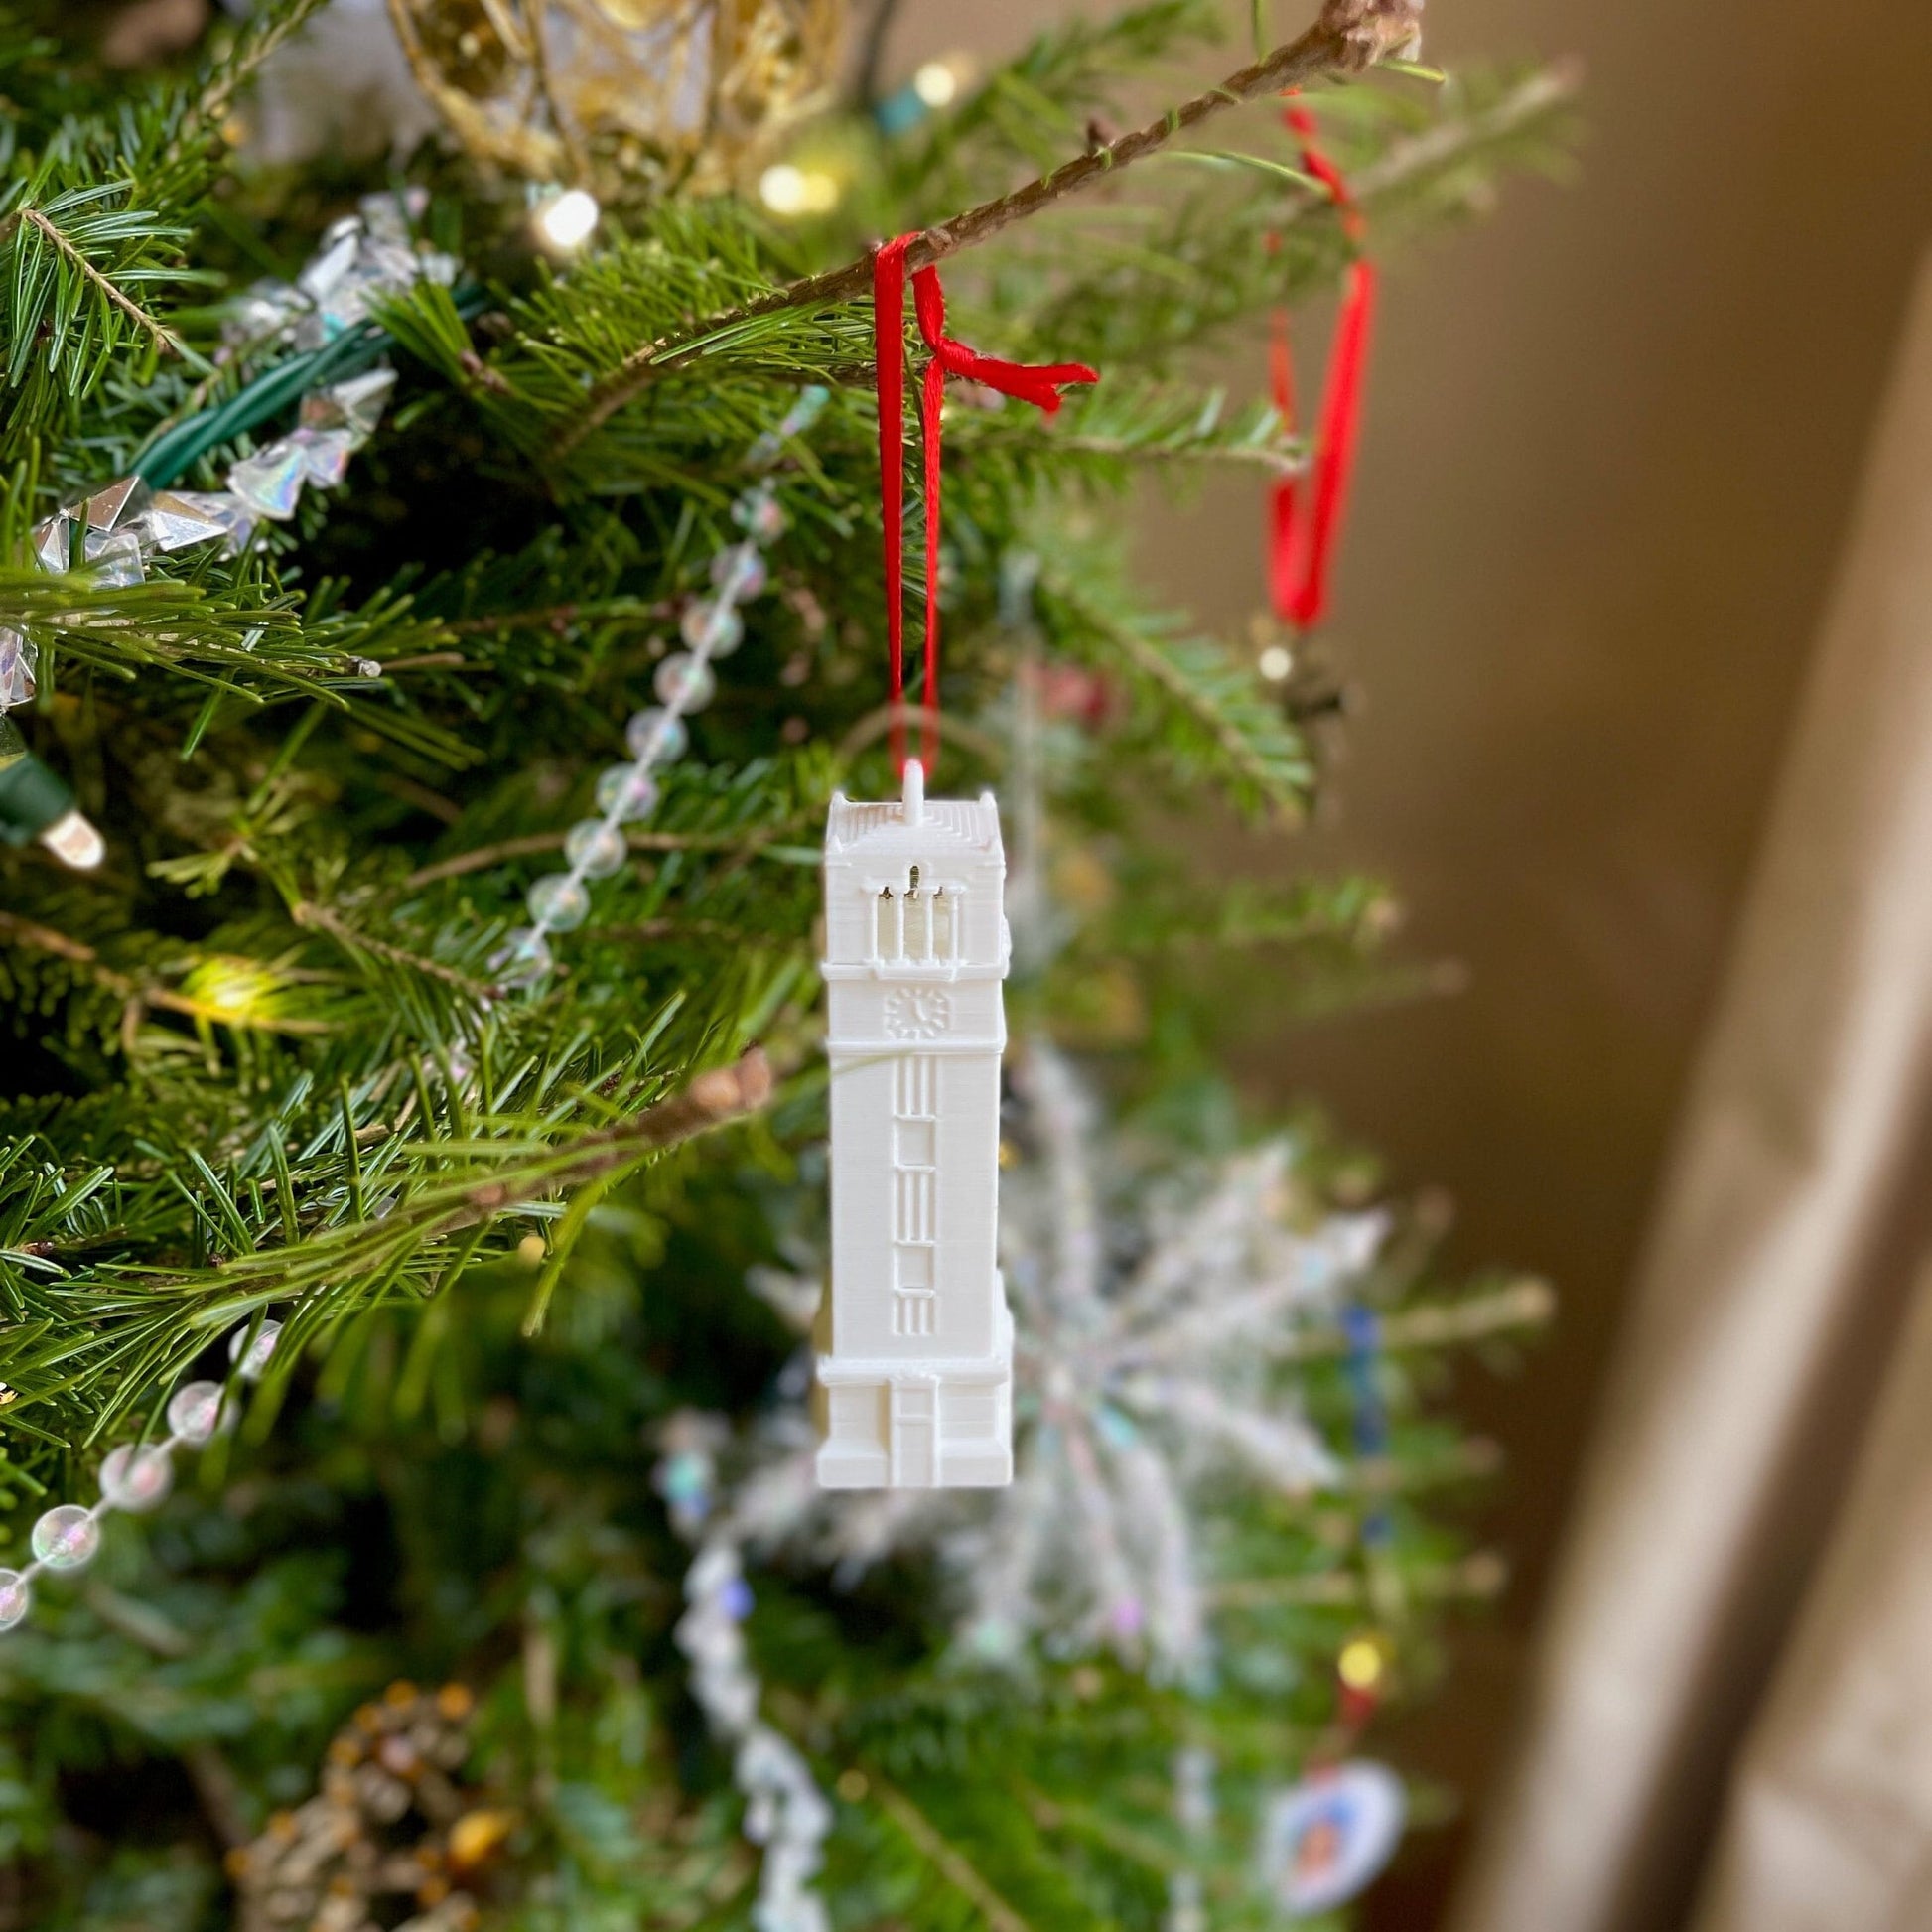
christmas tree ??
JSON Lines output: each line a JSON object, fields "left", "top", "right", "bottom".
{"left": 0, "top": 0, "right": 1570, "bottom": 1924}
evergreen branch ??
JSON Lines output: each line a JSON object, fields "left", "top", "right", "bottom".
{"left": 1350, "top": 59, "right": 1579, "bottom": 201}
{"left": 1054, "top": 428, "right": 1297, "bottom": 472}
{"left": 401, "top": 823, "right": 804, "bottom": 890}
{"left": 1041, "top": 575, "right": 1313, "bottom": 819}
{"left": 550, "top": 3, "right": 1409, "bottom": 457}
{"left": 0, "top": 909, "right": 330, "bottom": 1036}
{"left": 172, "top": 0, "right": 338, "bottom": 158}
{"left": 870, "top": 1775, "right": 1036, "bottom": 1932}
{"left": 1019, "top": 1781, "right": 1179, "bottom": 1882}
{"left": 444, "top": 598, "right": 677, "bottom": 636}
{"left": 163, "top": 1048, "right": 775, "bottom": 1302}
{"left": 1284, "top": 1278, "right": 1555, "bottom": 1358}
{"left": 286, "top": 899, "right": 500, "bottom": 1004}
{"left": 1208, "top": 1550, "right": 1507, "bottom": 1608}
{"left": 0, "top": 207, "right": 188, "bottom": 359}
{"left": 835, "top": 704, "right": 1011, "bottom": 769}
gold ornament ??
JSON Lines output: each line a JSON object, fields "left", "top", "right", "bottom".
{"left": 230, "top": 1681, "right": 505, "bottom": 1932}
{"left": 384, "top": 0, "right": 846, "bottom": 195}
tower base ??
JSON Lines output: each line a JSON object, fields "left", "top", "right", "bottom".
{"left": 816, "top": 1305, "right": 1014, "bottom": 1490}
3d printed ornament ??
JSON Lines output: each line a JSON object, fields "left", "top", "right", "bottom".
{"left": 817, "top": 759, "right": 1013, "bottom": 1489}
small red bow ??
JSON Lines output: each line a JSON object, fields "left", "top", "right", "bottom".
{"left": 875, "top": 233, "right": 1098, "bottom": 773}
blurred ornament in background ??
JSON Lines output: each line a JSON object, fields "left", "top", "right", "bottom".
{"left": 382, "top": 0, "right": 846, "bottom": 195}
{"left": 229, "top": 1681, "right": 494, "bottom": 1932}
{"left": 872, "top": 50, "right": 972, "bottom": 134}
{"left": 239, "top": 0, "right": 442, "bottom": 164}
{"left": 1257, "top": 1759, "right": 1407, "bottom": 1919}
{"left": 713, "top": 1042, "right": 1390, "bottom": 1679}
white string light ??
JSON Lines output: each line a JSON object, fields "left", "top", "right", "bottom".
{"left": 533, "top": 187, "right": 601, "bottom": 253}
{"left": 758, "top": 165, "right": 841, "bottom": 216}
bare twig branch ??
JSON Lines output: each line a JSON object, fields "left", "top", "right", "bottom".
{"left": 0, "top": 910, "right": 330, "bottom": 1035}
{"left": 1280, "top": 1279, "right": 1555, "bottom": 1360}
{"left": 1209, "top": 1550, "right": 1506, "bottom": 1609}
{"left": 550, "top": 8, "right": 1389, "bottom": 459}
{"left": 400, "top": 821, "right": 803, "bottom": 891}
{"left": 870, "top": 1775, "right": 1035, "bottom": 1932}
{"left": 445, "top": 598, "right": 675, "bottom": 636}
{"left": 175, "top": 0, "right": 336, "bottom": 156}
{"left": 835, "top": 702, "right": 1009, "bottom": 767}
{"left": 288, "top": 898, "right": 500, "bottom": 1002}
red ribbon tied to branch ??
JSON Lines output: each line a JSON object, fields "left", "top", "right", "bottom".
{"left": 1269, "top": 102, "right": 1376, "bottom": 633}
{"left": 874, "top": 233, "right": 1098, "bottom": 774}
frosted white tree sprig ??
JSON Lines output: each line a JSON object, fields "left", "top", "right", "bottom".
{"left": 707, "top": 1041, "right": 1389, "bottom": 1682}
{"left": 657, "top": 1417, "right": 834, "bottom": 1932}
{"left": 0, "top": 1319, "right": 283, "bottom": 1634}
{"left": 492, "top": 385, "right": 829, "bottom": 988}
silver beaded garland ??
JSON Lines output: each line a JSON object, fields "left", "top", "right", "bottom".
{"left": 1, "top": 1318, "right": 281, "bottom": 1636}
{"left": 492, "top": 389, "right": 826, "bottom": 985}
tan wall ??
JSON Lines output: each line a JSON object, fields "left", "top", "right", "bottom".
{"left": 881, "top": 0, "right": 1932, "bottom": 1921}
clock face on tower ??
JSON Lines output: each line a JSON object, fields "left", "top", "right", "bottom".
{"left": 883, "top": 986, "right": 953, "bottom": 1040}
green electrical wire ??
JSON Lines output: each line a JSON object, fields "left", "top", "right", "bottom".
{"left": 132, "top": 286, "right": 489, "bottom": 489}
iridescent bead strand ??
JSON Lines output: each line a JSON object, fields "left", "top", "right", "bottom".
{"left": 494, "top": 387, "right": 826, "bottom": 987}
{"left": 0, "top": 1320, "right": 282, "bottom": 1634}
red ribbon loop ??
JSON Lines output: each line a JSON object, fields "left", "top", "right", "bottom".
{"left": 1269, "top": 102, "right": 1375, "bottom": 634}
{"left": 875, "top": 234, "right": 1098, "bottom": 774}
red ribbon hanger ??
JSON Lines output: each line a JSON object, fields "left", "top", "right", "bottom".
{"left": 1269, "top": 102, "right": 1377, "bottom": 633}
{"left": 873, "top": 234, "right": 1098, "bottom": 774}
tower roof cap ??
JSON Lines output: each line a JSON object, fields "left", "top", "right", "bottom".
{"left": 826, "top": 787, "right": 1002, "bottom": 858}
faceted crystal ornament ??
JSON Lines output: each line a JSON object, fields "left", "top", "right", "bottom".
{"left": 167, "top": 1379, "right": 229, "bottom": 1445}
{"left": 226, "top": 440, "right": 311, "bottom": 520}
{"left": 527, "top": 874, "right": 591, "bottom": 931}
{"left": 358, "top": 188, "right": 424, "bottom": 244}
{"left": 564, "top": 818, "right": 628, "bottom": 879}
{"left": 167, "top": 492, "right": 258, "bottom": 556}
{"left": 141, "top": 491, "right": 238, "bottom": 554}
{"left": 86, "top": 528, "right": 146, "bottom": 587}
{"left": 0, "top": 1570, "right": 29, "bottom": 1630}
{"left": 225, "top": 278, "right": 303, "bottom": 346}
{"left": 293, "top": 427, "right": 355, "bottom": 488}
{"left": 298, "top": 229, "right": 362, "bottom": 306}
{"left": 0, "top": 629, "right": 37, "bottom": 709}
{"left": 300, "top": 367, "right": 395, "bottom": 445}
{"left": 84, "top": 475, "right": 151, "bottom": 536}
{"left": 711, "top": 543, "right": 768, "bottom": 601}
{"left": 490, "top": 925, "right": 553, "bottom": 988}
{"left": 625, "top": 708, "right": 688, "bottom": 763}
{"left": 228, "top": 1319, "right": 283, "bottom": 1382}
{"left": 32, "top": 1503, "right": 100, "bottom": 1570}
{"left": 595, "top": 764, "right": 659, "bottom": 822}
{"left": 678, "top": 603, "right": 742, "bottom": 660}
{"left": 100, "top": 1443, "right": 175, "bottom": 1512}
{"left": 31, "top": 510, "right": 73, "bottom": 573}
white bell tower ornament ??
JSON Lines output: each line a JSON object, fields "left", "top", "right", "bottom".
{"left": 817, "top": 759, "right": 1014, "bottom": 1488}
